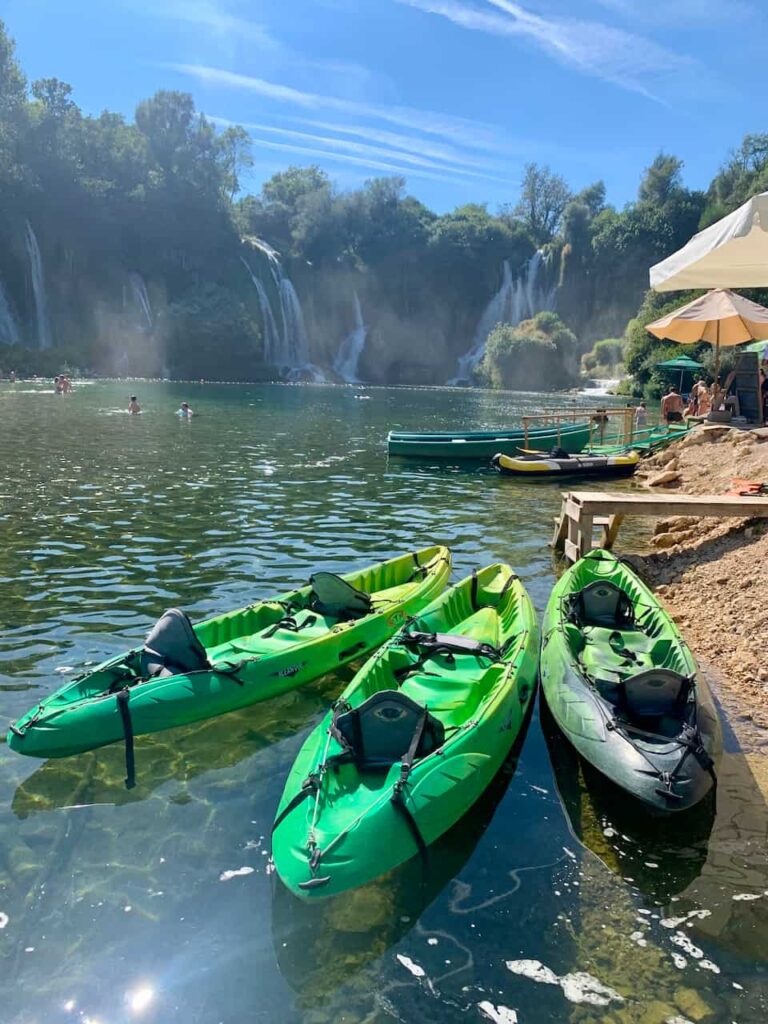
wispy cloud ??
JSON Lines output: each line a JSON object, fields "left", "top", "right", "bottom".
{"left": 211, "top": 116, "right": 484, "bottom": 186}
{"left": 167, "top": 63, "right": 509, "bottom": 152}
{"left": 125, "top": 0, "right": 279, "bottom": 46}
{"left": 397, "top": 0, "right": 697, "bottom": 101}
{"left": 211, "top": 116, "right": 509, "bottom": 183}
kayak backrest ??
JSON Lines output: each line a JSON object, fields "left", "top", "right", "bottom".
{"left": 568, "top": 581, "right": 634, "bottom": 629}
{"left": 624, "top": 668, "right": 689, "bottom": 719}
{"left": 309, "top": 572, "right": 372, "bottom": 619}
{"left": 141, "top": 608, "right": 210, "bottom": 679}
{"left": 334, "top": 690, "right": 444, "bottom": 770}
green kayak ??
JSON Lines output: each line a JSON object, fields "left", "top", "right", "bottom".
{"left": 272, "top": 563, "right": 539, "bottom": 898}
{"left": 8, "top": 546, "right": 451, "bottom": 767}
{"left": 540, "top": 549, "right": 721, "bottom": 813}
{"left": 387, "top": 422, "right": 590, "bottom": 459}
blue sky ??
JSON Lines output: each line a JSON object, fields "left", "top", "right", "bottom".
{"left": 2, "top": 0, "right": 766, "bottom": 212}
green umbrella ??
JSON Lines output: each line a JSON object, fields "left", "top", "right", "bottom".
{"left": 655, "top": 354, "right": 704, "bottom": 391}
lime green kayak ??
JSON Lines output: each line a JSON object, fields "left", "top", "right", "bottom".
{"left": 540, "top": 549, "right": 721, "bottom": 812}
{"left": 8, "top": 547, "right": 451, "bottom": 765}
{"left": 272, "top": 563, "right": 539, "bottom": 898}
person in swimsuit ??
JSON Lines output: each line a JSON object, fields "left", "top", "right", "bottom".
{"left": 128, "top": 396, "right": 141, "bottom": 415}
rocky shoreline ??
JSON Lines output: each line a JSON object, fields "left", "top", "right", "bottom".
{"left": 624, "top": 424, "right": 768, "bottom": 743}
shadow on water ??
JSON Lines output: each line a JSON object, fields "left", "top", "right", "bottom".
{"left": 541, "top": 700, "right": 716, "bottom": 903}
{"left": 271, "top": 708, "right": 534, "bottom": 1007}
{"left": 11, "top": 669, "right": 356, "bottom": 819}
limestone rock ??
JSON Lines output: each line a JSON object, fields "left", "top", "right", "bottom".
{"left": 648, "top": 470, "right": 682, "bottom": 487}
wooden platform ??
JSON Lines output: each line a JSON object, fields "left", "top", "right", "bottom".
{"left": 552, "top": 489, "right": 768, "bottom": 564}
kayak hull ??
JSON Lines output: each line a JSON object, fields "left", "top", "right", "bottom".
{"left": 8, "top": 547, "right": 451, "bottom": 759}
{"left": 493, "top": 451, "right": 639, "bottom": 479}
{"left": 273, "top": 564, "right": 539, "bottom": 898}
{"left": 540, "top": 549, "right": 721, "bottom": 813}
{"left": 387, "top": 423, "right": 590, "bottom": 459}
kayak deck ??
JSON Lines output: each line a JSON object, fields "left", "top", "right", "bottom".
{"left": 273, "top": 564, "right": 539, "bottom": 897}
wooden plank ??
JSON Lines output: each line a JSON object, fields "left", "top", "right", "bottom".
{"left": 562, "top": 491, "right": 768, "bottom": 518}
{"left": 603, "top": 513, "right": 624, "bottom": 548}
{"left": 564, "top": 539, "right": 580, "bottom": 563}
{"left": 577, "top": 513, "right": 594, "bottom": 560}
{"left": 551, "top": 512, "right": 567, "bottom": 551}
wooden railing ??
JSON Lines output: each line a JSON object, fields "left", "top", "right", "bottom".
{"left": 520, "top": 406, "right": 636, "bottom": 449}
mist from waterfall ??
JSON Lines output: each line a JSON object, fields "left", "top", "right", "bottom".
{"left": 0, "top": 281, "right": 20, "bottom": 345}
{"left": 333, "top": 291, "right": 367, "bottom": 383}
{"left": 129, "top": 272, "right": 153, "bottom": 328}
{"left": 451, "top": 249, "right": 557, "bottom": 383}
{"left": 25, "top": 221, "right": 52, "bottom": 349}
{"left": 241, "top": 242, "right": 322, "bottom": 379}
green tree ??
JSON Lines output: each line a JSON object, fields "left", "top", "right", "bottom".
{"left": 479, "top": 312, "right": 578, "bottom": 390}
{"left": 504, "top": 162, "right": 571, "bottom": 243}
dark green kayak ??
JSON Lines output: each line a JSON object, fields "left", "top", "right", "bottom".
{"left": 540, "top": 549, "right": 721, "bottom": 813}
{"left": 387, "top": 422, "right": 590, "bottom": 459}
{"left": 8, "top": 547, "right": 450, "bottom": 765}
{"left": 272, "top": 563, "right": 539, "bottom": 898}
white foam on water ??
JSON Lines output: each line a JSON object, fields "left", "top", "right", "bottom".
{"left": 219, "top": 866, "right": 254, "bottom": 881}
{"left": 603, "top": 827, "right": 617, "bottom": 838}
{"left": 732, "top": 893, "right": 761, "bottom": 901}
{"left": 427, "top": 938, "right": 439, "bottom": 946}
{"left": 630, "top": 931, "right": 648, "bottom": 948}
{"left": 505, "top": 959, "right": 559, "bottom": 986}
{"left": 700, "top": 959, "right": 720, "bottom": 974}
{"left": 665, "top": 1016, "right": 695, "bottom": 1024}
{"left": 559, "top": 972, "right": 624, "bottom": 1006}
{"left": 478, "top": 1001, "right": 518, "bottom": 1024}
{"left": 0, "top": 912, "right": 8, "bottom": 929}
{"left": 505, "top": 960, "right": 622, "bottom": 1007}
{"left": 396, "top": 954, "right": 426, "bottom": 978}
{"left": 671, "top": 953, "right": 687, "bottom": 970}
{"left": 661, "top": 909, "right": 711, "bottom": 928}
{"left": 530, "top": 785, "right": 549, "bottom": 794}
{"left": 670, "top": 933, "right": 704, "bottom": 959}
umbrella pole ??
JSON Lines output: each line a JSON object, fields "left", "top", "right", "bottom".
{"left": 713, "top": 321, "right": 721, "bottom": 408}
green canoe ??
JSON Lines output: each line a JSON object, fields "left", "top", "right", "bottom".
{"left": 272, "top": 563, "right": 539, "bottom": 898}
{"left": 540, "top": 549, "right": 721, "bottom": 813}
{"left": 8, "top": 546, "right": 451, "bottom": 765}
{"left": 387, "top": 422, "right": 590, "bottom": 459}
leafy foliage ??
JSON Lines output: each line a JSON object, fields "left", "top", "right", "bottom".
{"left": 479, "top": 312, "right": 578, "bottom": 390}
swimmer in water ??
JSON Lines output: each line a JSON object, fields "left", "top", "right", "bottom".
{"left": 176, "top": 401, "right": 193, "bottom": 418}
{"left": 128, "top": 396, "right": 141, "bottom": 415}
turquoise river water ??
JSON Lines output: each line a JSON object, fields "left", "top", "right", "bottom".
{"left": 0, "top": 380, "right": 766, "bottom": 1024}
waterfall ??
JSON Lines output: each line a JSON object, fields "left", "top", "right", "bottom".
{"left": 240, "top": 257, "right": 281, "bottom": 362}
{"left": 25, "top": 221, "right": 52, "bottom": 349}
{"left": 129, "top": 272, "right": 153, "bottom": 328}
{"left": 450, "top": 249, "right": 557, "bottom": 383}
{"left": 241, "top": 242, "right": 322, "bottom": 379}
{"left": 333, "top": 292, "right": 367, "bottom": 383}
{"left": 0, "top": 281, "right": 20, "bottom": 345}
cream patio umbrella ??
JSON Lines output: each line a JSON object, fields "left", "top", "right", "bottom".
{"left": 646, "top": 288, "right": 768, "bottom": 395}
{"left": 650, "top": 192, "right": 768, "bottom": 291}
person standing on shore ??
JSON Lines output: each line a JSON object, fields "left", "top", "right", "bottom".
{"left": 634, "top": 400, "right": 647, "bottom": 429}
{"left": 661, "top": 385, "right": 685, "bottom": 424}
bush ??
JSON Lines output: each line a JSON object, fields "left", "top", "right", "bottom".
{"left": 478, "top": 311, "right": 578, "bottom": 390}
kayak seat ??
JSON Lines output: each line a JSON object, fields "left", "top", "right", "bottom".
{"left": 569, "top": 581, "right": 634, "bottom": 628}
{"left": 140, "top": 608, "right": 210, "bottom": 680}
{"left": 400, "top": 664, "right": 493, "bottom": 729}
{"left": 623, "top": 668, "right": 690, "bottom": 720}
{"left": 309, "top": 572, "right": 372, "bottom": 620}
{"left": 334, "top": 690, "right": 444, "bottom": 770}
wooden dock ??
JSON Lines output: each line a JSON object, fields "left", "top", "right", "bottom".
{"left": 552, "top": 490, "right": 768, "bottom": 564}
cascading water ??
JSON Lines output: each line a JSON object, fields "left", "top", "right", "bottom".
{"left": 450, "top": 249, "right": 557, "bottom": 383}
{"left": 333, "top": 291, "right": 367, "bottom": 383}
{"left": 25, "top": 221, "right": 52, "bottom": 349}
{"left": 0, "top": 281, "right": 20, "bottom": 345}
{"left": 241, "top": 242, "right": 324, "bottom": 380}
{"left": 129, "top": 272, "right": 153, "bottom": 328}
